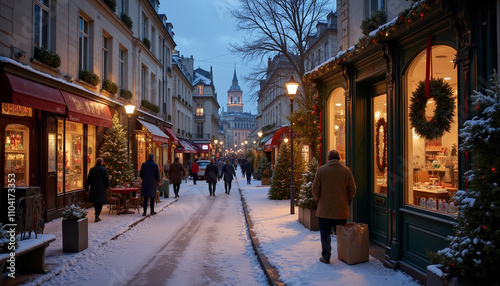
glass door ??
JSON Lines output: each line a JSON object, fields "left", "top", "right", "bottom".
{"left": 4, "top": 124, "right": 30, "bottom": 187}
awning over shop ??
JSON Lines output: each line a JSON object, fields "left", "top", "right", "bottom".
{"left": 193, "top": 143, "right": 210, "bottom": 153}
{"left": 164, "top": 127, "right": 179, "bottom": 145}
{"left": 270, "top": 126, "right": 291, "bottom": 145}
{"left": 137, "top": 119, "right": 169, "bottom": 144}
{"left": 0, "top": 72, "right": 66, "bottom": 114}
{"left": 61, "top": 91, "right": 113, "bottom": 127}
{"left": 263, "top": 137, "right": 274, "bottom": 152}
{"left": 175, "top": 139, "right": 198, "bottom": 153}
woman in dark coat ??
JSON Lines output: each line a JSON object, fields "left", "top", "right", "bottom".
{"left": 221, "top": 159, "right": 236, "bottom": 195}
{"left": 140, "top": 153, "right": 161, "bottom": 216}
{"left": 168, "top": 157, "right": 186, "bottom": 198}
{"left": 205, "top": 158, "right": 219, "bottom": 197}
{"left": 85, "top": 158, "right": 110, "bottom": 222}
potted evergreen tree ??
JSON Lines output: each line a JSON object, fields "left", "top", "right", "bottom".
{"left": 297, "top": 158, "right": 319, "bottom": 231}
{"left": 62, "top": 204, "right": 88, "bottom": 252}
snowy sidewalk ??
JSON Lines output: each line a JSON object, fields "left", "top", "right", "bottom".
{"left": 236, "top": 176, "right": 422, "bottom": 286}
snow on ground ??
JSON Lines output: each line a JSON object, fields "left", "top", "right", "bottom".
{"left": 15, "top": 175, "right": 422, "bottom": 286}
{"left": 237, "top": 177, "right": 421, "bottom": 286}
{"left": 26, "top": 180, "right": 266, "bottom": 286}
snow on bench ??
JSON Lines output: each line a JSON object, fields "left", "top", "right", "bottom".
{"left": 0, "top": 234, "right": 56, "bottom": 283}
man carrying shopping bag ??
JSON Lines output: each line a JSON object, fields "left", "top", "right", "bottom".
{"left": 312, "top": 150, "right": 356, "bottom": 264}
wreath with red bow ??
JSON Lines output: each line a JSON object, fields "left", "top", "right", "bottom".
{"left": 375, "top": 117, "right": 387, "bottom": 174}
{"left": 409, "top": 78, "right": 455, "bottom": 141}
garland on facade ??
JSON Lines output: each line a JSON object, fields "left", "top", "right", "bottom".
{"left": 375, "top": 117, "right": 387, "bottom": 173}
{"left": 409, "top": 78, "right": 455, "bottom": 141}
{"left": 303, "top": 0, "right": 435, "bottom": 84}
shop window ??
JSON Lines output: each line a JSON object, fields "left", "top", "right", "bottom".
{"left": 137, "top": 134, "right": 147, "bottom": 174}
{"left": 326, "top": 87, "right": 346, "bottom": 163}
{"left": 301, "top": 145, "right": 310, "bottom": 164}
{"left": 373, "top": 94, "right": 387, "bottom": 195}
{"left": 405, "top": 45, "right": 458, "bottom": 214}
{"left": 4, "top": 124, "right": 30, "bottom": 187}
{"left": 88, "top": 126, "right": 96, "bottom": 167}
{"left": 57, "top": 120, "right": 84, "bottom": 193}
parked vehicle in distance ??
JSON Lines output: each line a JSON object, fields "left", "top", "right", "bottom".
{"left": 196, "top": 160, "right": 211, "bottom": 179}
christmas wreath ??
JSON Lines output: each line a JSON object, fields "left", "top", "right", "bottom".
{"left": 375, "top": 117, "right": 387, "bottom": 174}
{"left": 409, "top": 78, "right": 455, "bottom": 141}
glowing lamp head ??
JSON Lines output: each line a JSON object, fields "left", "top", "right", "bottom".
{"left": 285, "top": 76, "right": 300, "bottom": 100}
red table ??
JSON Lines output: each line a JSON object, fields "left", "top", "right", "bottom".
{"left": 111, "top": 187, "right": 139, "bottom": 214}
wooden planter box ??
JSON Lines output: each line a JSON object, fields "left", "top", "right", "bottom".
{"left": 426, "top": 265, "right": 476, "bottom": 286}
{"left": 261, "top": 176, "right": 271, "bottom": 185}
{"left": 62, "top": 218, "right": 88, "bottom": 252}
{"left": 298, "top": 207, "right": 319, "bottom": 231}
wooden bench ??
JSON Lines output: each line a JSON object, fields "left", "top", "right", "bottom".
{"left": 0, "top": 234, "right": 56, "bottom": 284}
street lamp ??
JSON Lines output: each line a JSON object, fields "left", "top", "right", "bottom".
{"left": 124, "top": 103, "right": 136, "bottom": 163}
{"left": 285, "top": 75, "right": 299, "bottom": 215}
{"left": 257, "top": 130, "right": 263, "bottom": 138}
{"left": 214, "top": 139, "right": 218, "bottom": 157}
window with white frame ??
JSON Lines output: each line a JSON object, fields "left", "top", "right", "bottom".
{"left": 120, "top": 0, "right": 128, "bottom": 16}
{"left": 141, "top": 66, "right": 147, "bottom": 100}
{"left": 102, "top": 35, "right": 109, "bottom": 80}
{"left": 34, "top": 0, "right": 50, "bottom": 49}
{"left": 368, "top": 0, "right": 385, "bottom": 17}
{"left": 197, "top": 122, "right": 203, "bottom": 136}
{"left": 196, "top": 103, "right": 204, "bottom": 116}
{"left": 142, "top": 15, "right": 148, "bottom": 41}
{"left": 151, "top": 27, "right": 156, "bottom": 54}
{"left": 119, "top": 48, "right": 126, "bottom": 90}
{"left": 78, "top": 16, "right": 90, "bottom": 71}
{"left": 151, "top": 73, "right": 156, "bottom": 105}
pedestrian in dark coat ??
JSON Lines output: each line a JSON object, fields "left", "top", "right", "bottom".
{"left": 243, "top": 159, "right": 254, "bottom": 185}
{"left": 85, "top": 158, "right": 110, "bottom": 222}
{"left": 221, "top": 159, "right": 236, "bottom": 194}
{"left": 140, "top": 153, "right": 161, "bottom": 216}
{"left": 312, "top": 150, "right": 357, "bottom": 264}
{"left": 169, "top": 157, "right": 187, "bottom": 198}
{"left": 240, "top": 158, "right": 247, "bottom": 178}
{"left": 205, "top": 158, "right": 219, "bottom": 197}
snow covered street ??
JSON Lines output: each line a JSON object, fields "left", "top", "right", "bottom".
{"left": 13, "top": 176, "right": 423, "bottom": 286}
{"left": 29, "top": 180, "right": 267, "bottom": 286}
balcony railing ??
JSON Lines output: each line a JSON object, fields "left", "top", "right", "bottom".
{"left": 194, "top": 133, "right": 212, "bottom": 139}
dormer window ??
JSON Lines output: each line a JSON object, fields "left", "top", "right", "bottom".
{"left": 198, "top": 85, "right": 203, "bottom": 95}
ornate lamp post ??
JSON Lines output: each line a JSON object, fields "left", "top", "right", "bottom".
{"left": 124, "top": 103, "right": 136, "bottom": 163}
{"left": 285, "top": 75, "right": 299, "bottom": 215}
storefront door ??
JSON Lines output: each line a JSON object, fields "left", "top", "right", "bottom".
{"left": 370, "top": 92, "right": 389, "bottom": 246}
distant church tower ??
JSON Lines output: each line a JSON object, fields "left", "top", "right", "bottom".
{"left": 227, "top": 65, "right": 243, "bottom": 113}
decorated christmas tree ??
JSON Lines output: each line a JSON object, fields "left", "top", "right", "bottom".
{"left": 297, "top": 157, "right": 319, "bottom": 209}
{"left": 431, "top": 72, "right": 500, "bottom": 283}
{"left": 257, "top": 154, "right": 271, "bottom": 178}
{"left": 268, "top": 142, "right": 305, "bottom": 200}
{"left": 254, "top": 152, "right": 262, "bottom": 173}
{"left": 99, "top": 113, "right": 134, "bottom": 188}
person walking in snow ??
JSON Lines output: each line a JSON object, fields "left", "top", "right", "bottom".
{"left": 191, "top": 159, "right": 199, "bottom": 185}
{"left": 242, "top": 159, "right": 254, "bottom": 185}
{"left": 85, "top": 157, "right": 111, "bottom": 222}
{"left": 169, "top": 157, "right": 187, "bottom": 198}
{"left": 312, "top": 149, "right": 357, "bottom": 264}
{"left": 205, "top": 158, "right": 219, "bottom": 197}
{"left": 140, "top": 153, "right": 161, "bottom": 216}
{"left": 221, "top": 159, "right": 236, "bottom": 194}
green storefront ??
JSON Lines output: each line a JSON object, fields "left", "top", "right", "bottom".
{"left": 307, "top": 0, "right": 496, "bottom": 281}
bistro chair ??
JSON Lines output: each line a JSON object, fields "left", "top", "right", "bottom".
{"left": 107, "top": 189, "right": 122, "bottom": 214}
{"left": 128, "top": 191, "right": 142, "bottom": 214}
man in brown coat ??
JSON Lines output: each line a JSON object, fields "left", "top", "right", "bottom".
{"left": 168, "top": 157, "right": 187, "bottom": 198}
{"left": 312, "top": 149, "right": 356, "bottom": 264}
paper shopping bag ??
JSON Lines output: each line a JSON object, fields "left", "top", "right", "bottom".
{"left": 336, "top": 222, "right": 369, "bottom": 265}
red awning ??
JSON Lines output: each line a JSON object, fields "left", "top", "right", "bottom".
{"left": 193, "top": 143, "right": 210, "bottom": 153}
{"left": 164, "top": 127, "right": 179, "bottom": 145}
{"left": 61, "top": 91, "right": 113, "bottom": 128}
{"left": 270, "top": 126, "right": 291, "bottom": 145}
{"left": 138, "top": 119, "right": 169, "bottom": 144}
{"left": 0, "top": 72, "right": 66, "bottom": 114}
{"left": 176, "top": 139, "right": 198, "bottom": 153}
{"left": 263, "top": 137, "right": 274, "bottom": 152}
